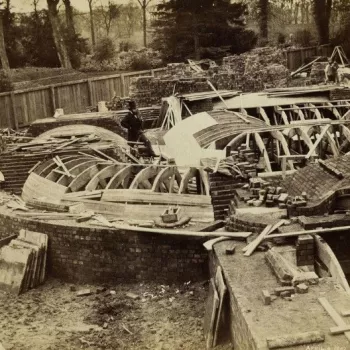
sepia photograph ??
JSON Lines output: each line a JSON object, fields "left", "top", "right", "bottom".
{"left": 0, "top": 0, "right": 350, "bottom": 349}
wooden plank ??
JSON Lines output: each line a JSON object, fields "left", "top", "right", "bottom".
{"left": 63, "top": 198, "right": 215, "bottom": 222}
{"left": 318, "top": 297, "right": 350, "bottom": 342}
{"left": 68, "top": 164, "right": 100, "bottom": 192}
{"left": 101, "top": 189, "right": 212, "bottom": 206}
{"left": 267, "top": 331, "right": 325, "bottom": 349}
{"left": 306, "top": 126, "right": 330, "bottom": 159}
{"left": 129, "top": 166, "right": 160, "bottom": 189}
{"left": 314, "top": 235, "right": 350, "bottom": 294}
{"left": 264, "top": 225, "right": 350, "bottom": 240}
{"left": 10, "top": 92, "right": 18, "bottom": 130}
{"left": 341, "top": 310, "right": 350, "bottom": 317}
{"left": 330, "top": 325, "right": 350, "bottom": 335}
{"left": 213, "top": 266, "right": 227, "bottom": 347}
{"left": 243, "top": 224, "right": 273, "bottom": 256}
{"left": 22, "top": 172, "right": 68, "bottom": 202}
{"left": 203, "top": 237, "right": 233, "bottom": 251}
{"left": 204, "top": 278, "right": 219, "bottom": 349}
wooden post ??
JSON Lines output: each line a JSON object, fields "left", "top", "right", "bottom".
{"left": 87, "top": 79, "right": 93, "bottom": 106}
{"left": 10, "top": 92, "right": 18, "bottom": 130}
{"left": 120, "top": 74, "right": 126, "bottom": 97}
{"left": 50, "top": 86, "right": 56, "bottom": 112}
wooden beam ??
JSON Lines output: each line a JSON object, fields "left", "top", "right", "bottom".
{"left": 254, "top": 133, "right": 272, "bottom": 173}
{"left": 105, "top": 165, "right": 135, "bottom": 189}
{"left": 263, "top": 225, "right": 350, "bottom": 241}
{"left": 267, "top": 331, "right": 325, "bottom": 349}
{"left": 243, "top": 224, "right": 273, "bottom": 256}
{"left": 305, "top": 125, "right": 330, "bottom": 159}
{"left": 318, "top": 297, "right": 350, "bottom": 342}
{"left": 314, "top": 235, "right": 350, "bottom": 294}
{"left": 129, "top": 166, "right": 160, "bottom": 189}
{"left": 330, "top": 325, "right": 350, "bottom": 335}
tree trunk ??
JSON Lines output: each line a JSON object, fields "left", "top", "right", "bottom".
{"left": 0, "top": 12, "right": 10, "bottom": 71}
{"left": 312, "top": 0, "right": 332, "bottom": 44}
{"left": 63, "top": 0, "right": 76, "bottom": 37}
{"left": 294, "top": 2, "right": 299, "bottom": 24}
{"left": 47, "top": 0, "right": 72, "bottom": 69}
{"left": 305, "top": 2, "right": 310, "bottom": 23}
{"left": 259, "top": 0, "right": 269, "bottom": 41}
{"left": 88, "top": 0, "right": 96, "bottom": 48}
{"left": 194, "top": 34, "right": 200, "bottom": 60}
{"left": 142, "top": 3, "right": 147, "bottom": 47}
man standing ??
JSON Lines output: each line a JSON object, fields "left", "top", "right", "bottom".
{"left": 121, "top": 100, "right": 156, "bottom": 157}
{"left": 325, "top": 58, "right": 339, "bottom": 84}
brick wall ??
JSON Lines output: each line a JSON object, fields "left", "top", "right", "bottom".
{"left": 226, "top": 215, "right": 266, "bottom": 234}
{"left": 210, "top": 251, "right": 258, "bottom": 350}
{"left": 0, "top": 210, "right": 208, "bottom": 284}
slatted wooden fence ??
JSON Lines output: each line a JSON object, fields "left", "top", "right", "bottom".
{"left": 0, "top": 67, "right": 167, "bottom": 129}
{"left": 286, "top": 44, "right": 333, "bottom": 71}
{"left": 0, "top": 44, "right": 334, "bottom": 129}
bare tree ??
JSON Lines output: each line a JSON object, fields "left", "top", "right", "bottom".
{"left": 33, "top": 0, "right": 40, "bottom": 14}
{"left": 136, "top": 0, "right": 152, "bottom": 47}
{"left": 47, "top": 0, "right": 72, "bottom": 68}
{"left": 312, "top": 0, "right": 332, "bottom": 44}
{"left": 87, "top": 0, "right": 96, "bottom": 48}
{"left": 100, "top": 0, "right": 121, "bottom": 36}
{"left": 0, "top": 9, "right": 9, "bottom": 70}
{"left": 63, "top": 0, "right": 76, "bottom": 37}
{"left": 258, "top": 0, "right": 269, "bottom": 41}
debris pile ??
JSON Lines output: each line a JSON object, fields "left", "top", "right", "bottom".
{"left": 222, "top": 47, "right": 289, "bottom": 92}
{"left": 129, "top": 75, "right": 211, "bottom": 107}
{"left": 0, "top": 229, "right": 48, "bottom": 294}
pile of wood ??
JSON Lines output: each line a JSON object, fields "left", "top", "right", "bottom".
{"left": 5, "top": 133, "right": 103, "bottom": 154}
{"left": 0, "top": 229, "right": 48, "bottom": 294}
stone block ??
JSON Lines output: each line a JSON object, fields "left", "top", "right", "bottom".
{"left": 274, "top": 286, "right": 295, "bottom": 296}
{"left": 296, "top": 283, "right": 309, "bottom": 294}
{"left": 262, "top": 290, "right": 271, "bottom": 305}
{"left": 77, "top": 289, "right": 92, "bottom": 297}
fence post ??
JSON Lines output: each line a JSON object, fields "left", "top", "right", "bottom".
{"left": 50, "top": 86, "right": 56, "bottom": 113}
{"left": 10, "top": 92, "right": 18, "bottom": 130}
{"left": 121, "top": 74, "right": 126, "bottom": 97}
{"left": 87, "top": 79, "right": 93, "bottom": 106}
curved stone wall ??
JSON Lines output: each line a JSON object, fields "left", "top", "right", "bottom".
{"left": 0, "top": 207, "right": 208, "bottom": 284}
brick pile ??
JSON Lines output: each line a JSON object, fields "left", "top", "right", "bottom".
{"left": 296, "top": 235, "right": 314, "bottom": 267}
{"left": 330, "top": 87, "right": 350, "bottom": 100}
{"left": 129, "top": 75, "right": 212, "bottom": 107}
{"left": 208, "top": 172, "right": 243, "bottom": 220}
{"left": 128, "top": 48, "right": 292, "bottom": 107}
{"left": 222, "top": 47, "right": 290, "bottom": 92}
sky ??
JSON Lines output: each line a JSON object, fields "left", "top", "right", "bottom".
{"left": 10, "top": 0, "right": 145, "bottom": 13}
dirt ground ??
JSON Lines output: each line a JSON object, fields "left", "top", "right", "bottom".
{"left": 0, "top": 278, "right": 233, "bottom": 350}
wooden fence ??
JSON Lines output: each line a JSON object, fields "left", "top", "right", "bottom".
{"left": 0, "top": 44, "right": 334, "bottom": 130}
{"left": 286, "top": 44, "right": 333, "bottom": 71}
{"left": 0, "top": 67, "right": 167, "bottom": 129}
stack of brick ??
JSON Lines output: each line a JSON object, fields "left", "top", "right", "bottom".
{"left": 129, "top": 76, "right": 212, "bottom": 108}
{"left": 237, "top": 179, "right": 289, "bottom": 209}
{"left": 222, "top": 47, "right": 289, "bottom": 92}
{"left": 296, "top": 235, "right": 315, "bottom": 267}
{"left": 330, "top": 87, "right": 350, "bottom": 101}
{"left": 208, "top": 172, "right": 244, "bottom": 220}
